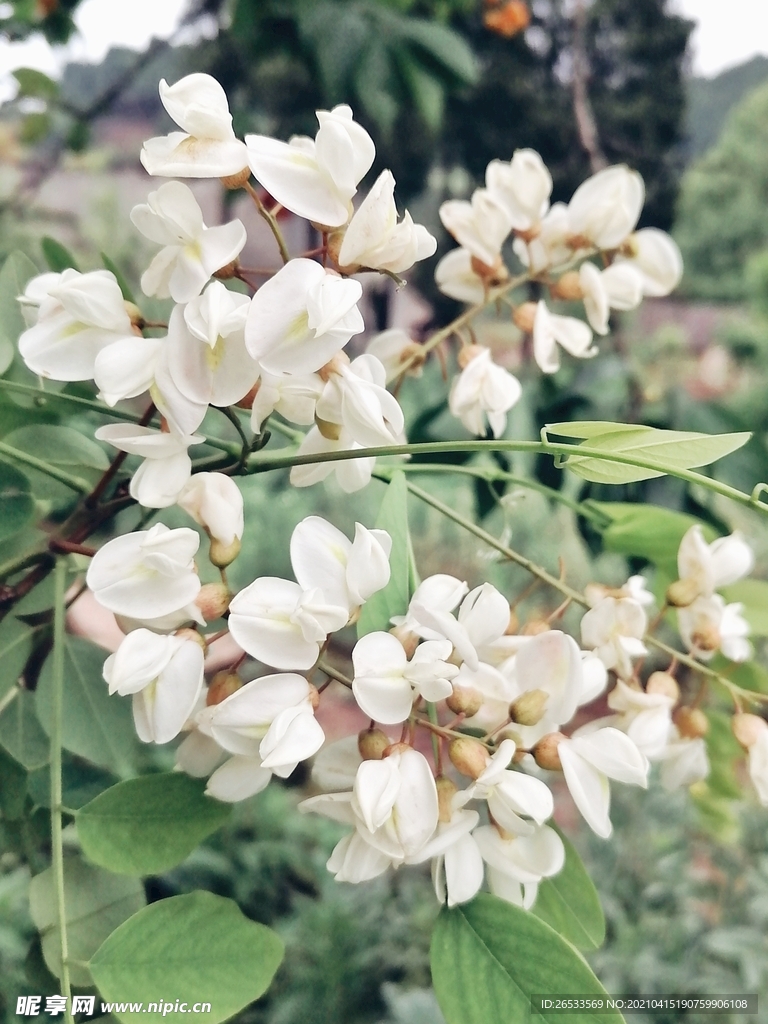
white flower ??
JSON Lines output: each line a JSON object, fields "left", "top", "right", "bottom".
{"left": 434, "top": 248, "right": 485, "bottom": 304}
{"left": 290, "top": 515, "right": 392, "bottom": 615}
{"left": 676, "top": 525, "right": 754, "bottom": 601}
{"left": 314, "top": 353, "right": 405, "bottom": 448}
{"left": 338, "top": 170, "right": 436, "bottom": 273}
{"left": 507, "top": 630, "right": 584, "bottom": 738}
{"left": 250, "top": 371, "right": 324, "bottom": 432}
{"left": 580, "top": 595, "right": 647, "bottom": 679}
{"left": 391, "top": 574, "right": 469, "bottom": 636}
{"left": 677, "top": 594, "right": 752, "bottom": 663}
{"left": 558, "top": 726, "right": 648, "bottom": 838}
{"left": 164, "top": 282, "right": 260, "bottom": 408}
{"left": 87, "top": 523, "right": 201, "bottom": 622}
{"left": 289, "top": 426, "right": 376, "bottom": 493}
{"left": 439, "top": 190, "right": 513, "bottom": 269}
{"left": 205, "top": 755, "right": 273, "bottom": 803}
{"left": 18, "top": 269, "right": 135, "bottom": 382}
{"left": 17, "top": 271, "right": 64, "bottom": 326}
{"left": 449, "top": 346, "right": 522, "bottom": 438}
{"left": 228, "top": 576, "right": 348, "bottom": 671}
{"left": 512, "top": 202, "right": 570, "bottom": 273}
{"left": 747, "top": 727, "right": 768, "bottom": 805}
{"left": 567, "top": 165, "right": 644, "bottom": 250}
{"left": 408, "top": 581, "right": 511, "bottom": 672}
{"left": 246, "top": 104, "right": 375, "bottom": 228}
{"left": 366, "top": 329, "right": 424, "bottom": 379}
{"left": 532, "top": 300, "right": 596, "bottom": 374}
{"left": 103, "top": 629, "right": 204, "bottom": 744}
{"left": 141, "top": 73, "right": 249, "bottom": 178}
{"left": 409, "top": 806, "right": 484, "bottom": 907}
{"left": 465, "top": 739, "right": 554, "bottom": 836}
{"left": 351, "top": 633, "right": 458, "bottom": 724}
{"left": 131, "top": 181, "right": 247, "bottom": 302}
{"left": 245, "top": 259, "right": 364, "bottom": 375}
{"left": 93, "top": 335, "right": 162, "bottom": 407}
{"left": 197, "top": 672, "right": 324, "bottom": 778}
{"left": 485, "top": 149, "right": 552, "bottom": 232}
{"left": 578, "top": 260, "right": 644, "bottom": 335}
{"left": 607, "top": 679, "right": 674, "bottom": 760}
{"left": 473, "top": 822, "right": 564, "bottom": 909}
{"left": 658, "top": 728, "right": 710, "bottom": 790}
{"left": 176, "top": 472, "right": 244, "bottom": 546}
{"left": 617, "top": 228, "right": 683, "bottom": 297}
{"left": 95, "top": 424, "right": 204, "bottom": 509}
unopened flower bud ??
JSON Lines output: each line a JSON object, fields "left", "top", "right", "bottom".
{"left": 358, "top": 727, "right": 390, "bottom": 761}
{"left": 388, "top": 624, "right": 420, "bottom": 659}
{"left": 174, "top": 627, "right": 208, "bottom": 654}
{"left": 436, "top": 776, "right": 458, "bottom": 823}
{"left": 666, "top": 577, "right": 701, "bottom": 608}
{"left": 690, "top": 623, "right": 721, "bottom": 653}
{"left": 446, "top": 685, "right": 484, "bottom": 718}
{"left": 448, "top": 737, "right": 489, "bottom": 779}
{"left": 124, "top": 301, "right": 145, "bottom": 331}
{"left": 326, "top": 229, "right": 346, "bottom": 267}
{"left": 673, "top": 706, "right": 709, "bottom": 739}
{"left": 457, "top": 344, "right": 485, "bottom": 369}
{"left": 533, "top": 732, "right": 565, "bottom": 771}
{"left": 206, "top": 670, "right": 242, "bottom": 706}
{"left": 513, "top": 301, "right": 537, "bottom": 334}
{"left": 220, "top": 167, "right": 251, "bottom": 190}
{"left": 195, "top": 582, "right": 232, "bottom": 621}
{"left": 209, "top": 536, "right": 241, "bottom": 568}
{"left": 646, "top": 671, "right": 680, "bottom": 704}
{"left": 510, "top": 689, "right": 549, "bottom": 727}
{"left": 550, "top": 270, "right": 584, "bottom": 302}
{"left": 213, "top": 260, "right": 238, "bottom": 280}
{"left": 307, "top": 683, "right": 320, "bottom": 710}
{"left": 521, "top": 618, "right": 550, "bottom": 636}
{"left": 731, "top": 712, "right": 768, "bottom": 749}
{"left": 315, "top": 415, "right": 342, "bottom": 441}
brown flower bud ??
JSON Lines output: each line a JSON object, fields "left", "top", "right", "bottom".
{"left": 326, "top": 229, "right": 346, "bottom": 268}
{"left": 382, "top": 741, "right": 412, "bottom": 758}
{"left": 550, "top": 270, "right": 584, "bottom": 302}
{"left": 236, "top": 381, "right": 260, "bottom": 410}
{"left": 307, "top": 683, "right": 320, "bottom": 710}
{"left": 436, "top": 776, "right": 459, "bottom": 823}
{"left": 510, "top": 689, "right": 549, "bottom": 727}
{"left": 220, "top": 167, "right": 251, "bottom": 190}
{"left": 124, "top": 301, "right": 145, "bottom": 332}
{"left": 174, "top": 627, "right": 208, "bottom": 654}
{"left": 533, "top": 732, "right": 565, "bottom": 771}
{"left": 358, "top": 728, "right": 391, "bottom": 761}
{"left": 388, "top": 624, "right": 420, "bottom": 659}
{"left": 457, "top": 344, "right": 485, "bottom": 369}
{"left": 206, "top": 670, "right": 242, "bottom": 706}
{"left": 195, "top": 582, "right": 232, "bottom": 621}
{"left": 731, "top": 712, "right": 768, "bottom": 749}
{"left": 446, "top": 685, "right": 484, "bottom": 718}
{"left": 213, "top": 260, "right": 238, "bottom": 280}
{"left": 646, "top": 671, "right": 680, "bottom": 704}
{"left": 690, "top": 623, "right": 721, "bottom": 653}
{"left": 448, "top": 737, "right": 489, "bottom": 779}
{"left": 512, "top": 301, "right": 537, "bottom": 334}
{"left": 673, "top": 706, "right": 709, "bottom": 739}
{"left": 666, "top": 577, "right": 701, "bottom": 608}
{"left": 209, "top": 536, "right": 241, "bottom": 569}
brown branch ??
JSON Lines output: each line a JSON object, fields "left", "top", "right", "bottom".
{"left": 571, "top": 0, "right": 607, "bottom": 173}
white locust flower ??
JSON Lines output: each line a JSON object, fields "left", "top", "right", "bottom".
{"left": 18, "top": 269, "right": 135, "bottom": 382}
{"left": 366, "top": 329, "right": 424, "bottom": 380}
{"left": 474, "top": 822, "right": 564, "bottom": 908}
{"left": 449, "top": 345, "right": 521, "bottom": 438}
{"left": 246, "top": 104, "right": 375, "bottom": 228}
{"left": 434, "top": 248, "right": 486, "bottom": 305}
{"left": 512, "top": 202, "right": 570, "bottom": 273}
{"left": 140, "top": 73, "right": 248, "bottom": 178}
{"left": 165, "top": 282, "right": 259, "bottom": 408}
{"left": 485, "top": 149, "right": 552, "bottom": 232}
{"left": 87, "top": 523, "right": 201, "bottom": 623}
{"left": 580, "top": 595, "right": 647, "bottom": 679}
{"left": 578, "top": 260, "right": 644, "bottom": 335}
{"left": 676, "top": 525, "right": 754, "bottom": 602}
{"left": 658, "top": 728, "right": 710, "bottom": 790}
{"left": 464, "top": 739, "right": 554, "bottom": 837}
{"left": 250, "top": 371, "right": 324, "bottom": 432}
{"left": 747, "top": 727, "right": 768, "bottom": 806}
{"left": 678, "top": 594, "right": 752, "bottom": 663}
{"left": 407, "top": 581, "right": 511, "bottom": 672}
{"left": 532, "top": 300, "right": 596, "bottom": 374}
{"left": 176, "top": 472, "right": 244, "bottom": 547}
{"left": 617, "top": 228, "right": 683, "bottom": 297}
{"left": 391, "top": 573, "right": 468, "bottom": 636}
{"left": 93, "top": 335, "right": 162, "bottom": 408}
{"left": 607, "top": 679, "right": 674, "bottom": 760}
{"left": 289, "top": 426, "right": 376, "bottom": 493}
{"left": 245, "top": 259, "right": 364, "bottom": 375}
{"left": 95, "top": 424, "right": 204, "bottom": 509}
{"left": 409, "top": 805, "right": 484, "bottom": 908}
{"left": 351, "top": 632, "right": 458, "bottom": 724}
{"left": 567, "top": 165, "right": 644, "bottom": 250}
{"left": 558, "top": 726, "right": 648, "bottom": 838}
{"left": 439, "top": 189, "right": 513, "bottom": 269}
{"left": 338, "top": 169, "right": 436, "bottom": 273}
{"left": 103, "top": 629, "right": 204, "bottom": 744}
{"left": 131, "top": 181, "right": 247, "bottom": 302}
{"left": 314, "top": 353, "right": 405, "bottom": 448}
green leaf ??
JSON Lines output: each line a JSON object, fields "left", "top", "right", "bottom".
{"left": 546, "top": 421, "right": 642, "bottom": 439}
{"left": 590, "top": 502, "right": 718, "bottom": 575}
{"left": 431, "top": 894, "right": 623, "bottom": 1024}
{"left": 720, "top": 579, "right": 768, "bottom": 636}
{"left": 396, "top": 18, "right": 478, "bottom": 86}
{"left": 77, "top": 773, "right": 231, "bottom": 876}
{"left": 533, "top": 828, "right": 606, "bottom": 950}
{"left": 0, "top": 745, "right": 27, "bottom": 818}
{"left": 41, "top": 237, "right": 79, "bottom": 273}
{"left": 561, "top": 427, "right": 751, "bottom": 485}
{"left": 0, "top": 460, "right": 35, "bottom": 542}
{"left": 0, "top": 615, "right": 33, "bottom": 698}
{"left": 0, "top": 251, "right": 39, "bottom": 375}
{"left": 13, "top": 67, "right": 58, "bottom": 100}
{"left": 0, "top": 689, "right": 49, "bottom": 769}
{"left": 358, "top": 470, "right": 418, "bottom": 636}
{"left": 36, "top": 635, "right": 137, "bottom": 776}
{"left": 397, "top": 49, "right": 445, "bottom": 130}
{"left": 89, "top": 891, "right": 284, "bottom": 1022}
{"left": 29, "top": 855, "right": 145, "bottom": 987}
{"left": 101, "top": 253, "right": 136, "bottom": 304}
{"left": 4, "top": 423, "right": 108, "bottom": 503}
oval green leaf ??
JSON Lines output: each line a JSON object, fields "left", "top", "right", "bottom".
{"left": 0, "top": 689, "right": 49, "bottom": 769}
{"left": 77, "top": 772, "right": 231, "bottom": 876}
{"left": 534, "top": 827, "right": 606, "bottom": 950}
{"left": 89, "top": 891, "right": 284, "bottom": 1023}
{"left": 431, "top": 893, "right": 623, "bottom": 1024}
{"left": 0, "top": 461, "right": 35, "bottom": 543}
{"left": 590, "top": 502, "right": 718, "bottom": 575}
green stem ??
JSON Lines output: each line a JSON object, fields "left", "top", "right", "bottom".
{"left": 0, "top": 441, "right": 91, "bottom": 493}
{"left": 50, "top": 557, "right": 73, "bottom": 1024}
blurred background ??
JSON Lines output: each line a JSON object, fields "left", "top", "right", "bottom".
{"left": 2, "top": 2, "right": 768, "bottom": 1022}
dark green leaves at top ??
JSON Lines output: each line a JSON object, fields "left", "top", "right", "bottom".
{"left": 431, "top": 894, "right": 623, "bottom": 1024}
{"left": 0, "top": 460, "right": 35, "bottom": 544}
{"left": 77, "top": 773, "right": 232, "bottom": 876}
{"left": 590, "top": 502, "right": 718, "bottom": 576}
{"left": 358, "top": 470, "right": 419, "bottom": 636}
{"left": 41, "top": 236, "right": 79, "bottom": 273}
{"left": 546, "top": 421, "right": 751, "bottom": 485}
{"left": 0, "top": 251, "right": 39, "bottom": 375}
{"left": 534, "top": 827, "right": 606, "bottom": 950}
{"left": 89, "top": 892, "right": 284, "bottom": 1024}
